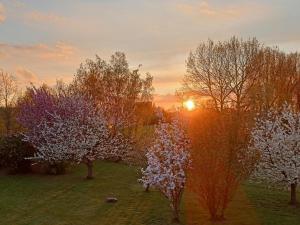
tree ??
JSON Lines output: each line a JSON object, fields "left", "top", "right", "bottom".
{"left": 184, "top": 39, "right": 232, "bottom": 111}
{"left": 17, "top": 85, "right": 57, "bottom": 132}
{"left": 140, "top": 114, "right": 190, "bottom": 222}
{"left": 250, "top": 103, "right": 300, "bottom": 205}
{"left": 72, "top": 52, "right": 154, "bottom": 131}
{"left": 184, "top": 37, "right": 262, "bottom": 112}
{"left": 187, "top": 110, "right": 255, "bottom": 221}
{"left": 248, "top": 49, "right": 300, "bottom": 113}
{"left": 18, "top": 87, "right": 129, "bottom": 178}
{"left": 0, "top": 70, "right": 18, "bottom": 135}
{"left": 24, "top": 94, "right": 110, "bottom": 179}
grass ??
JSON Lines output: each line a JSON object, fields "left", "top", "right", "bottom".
{"left": 0, "top": 161, "right": 299, "bottom": 225}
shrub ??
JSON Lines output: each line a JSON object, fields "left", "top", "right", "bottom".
{"left": 0, "top": 135, "right": 35, "bottom": 174}
{"left": 187, "top": 110, "right": 255, "bottom": 221}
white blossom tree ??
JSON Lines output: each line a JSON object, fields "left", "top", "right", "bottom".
{"left": 250, "top": 103, "right": 300, "bottom": 205}
{"left": 24, "top": 94, "right": 112, "bottom": 178}
{"left": 140, "top": 114, "right": 190, "bottom": 222}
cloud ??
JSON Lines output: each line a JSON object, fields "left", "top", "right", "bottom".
{"left": 26, "top": 11, "right": 66, "bottom": 25}
{"left": 15, "top": 67, "right": 42, "bottom": 88}
{"left": 175, "top": 1, "right": 266, "bottom": 21}
{"left": 0, "top": 42, "right": 78, "bottom": 61}
{"left": 15, "top": 67, "right": 38, "bottom": 83}
{"left": 0, "top": 3, "right": 6, "bottom": 23}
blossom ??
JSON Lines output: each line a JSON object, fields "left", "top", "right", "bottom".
{"left": 250, "top": 103, "right": 300, "bottom": 186}
{"left": 140, "top": 114, "right": 190, "bottom": 221}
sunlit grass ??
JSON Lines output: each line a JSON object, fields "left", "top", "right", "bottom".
{"left": 0, "top": 162, "right": 299, "bottom": 225}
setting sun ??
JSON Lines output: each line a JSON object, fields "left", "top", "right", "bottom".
{"left": 184, "top": 100, "right": 195, "bottom": 111}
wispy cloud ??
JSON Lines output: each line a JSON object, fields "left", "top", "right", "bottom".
{"left": 25, "top": 11, "right": 67, "bottom": 26}
{"left": 0, "top": 42, "right": 78, "bottom": 61}
{"left": 0, "top": 3, "right": 6, "bottom": 23}
{"left": 15, "top": 67, "right": 39, "bottom": 85}
{"left": 176, "top": 1, "right": 267, "bottom": 21}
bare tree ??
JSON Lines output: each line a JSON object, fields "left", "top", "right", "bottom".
{"left": 0, "top": 70, "right": 18, "bottom": 135}
{"left": 184, "top": 39, "right": 232, "bottom": 111}
{"left": 72, "top": 52, "right": 154, "bottom": 131}
{"left": 184, "top": 37, "right": 263, "bottom": 113}
{"left": 226, "top": 37, "right": 263, "bottom": 114}
{"left": 248, "top": 48, "right": 300, "bottom": 112}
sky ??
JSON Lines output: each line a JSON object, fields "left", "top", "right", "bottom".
{"left": 0, "top": 0, "right": 300, "bottom": 108}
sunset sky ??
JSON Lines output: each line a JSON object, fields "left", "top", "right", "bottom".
{"left": 0, "top": 0, "right": 300, "bottom": 108}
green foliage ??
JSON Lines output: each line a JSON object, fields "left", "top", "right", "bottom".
{"left": 0, "top": 135, "right": 34, "bottom": 174}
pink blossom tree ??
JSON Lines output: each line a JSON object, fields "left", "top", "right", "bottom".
{"left": 250, "top": 103, "right": 300, "bottom": 205}
{"left": 140, "top": 114, "right": 190, "bottom": 222}
{"left": 18, "top": 87, "right": 129, "bottom": 178}
{"left": 17, "top": 86, "right": 58, "bottom": 131}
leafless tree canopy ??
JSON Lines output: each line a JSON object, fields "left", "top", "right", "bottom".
{"left": 72, "top": 52, "right": 154, "bottom": 130}
{"left": 184, "top": 36, "right": 300, "bottom": 113}
{"left": 0, "top": 70, "right": 18, "bottom": 135}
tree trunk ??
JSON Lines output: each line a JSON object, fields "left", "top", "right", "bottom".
{"left": 172, "top": 195, "right": 181, "bottom": 223}
{"left": 172, "top": 208, "right": 180, "bottom": 223}
{"left": 290, "top": 183, "right": 297, "bottom": 205}
{"left": 86, "top": 160, "right": 94, "bottom": 179}
{"left": 145, "top": 184, "right": 150, "bottom": 192}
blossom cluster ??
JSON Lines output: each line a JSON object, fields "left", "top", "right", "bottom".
{"left": 140, "top": 115, "right": 190, "bottom": 200}
{"left": 251, "top": 103, "right": 300, "bottom": 185}
{"left": 18, "top": 88, "right": 130, "bottom": 165}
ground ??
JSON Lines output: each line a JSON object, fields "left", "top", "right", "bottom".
{"left": 0, "top": 162, "right": 299, "bottom": 225}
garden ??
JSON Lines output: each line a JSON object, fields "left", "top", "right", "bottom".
{"left": 0, "top": 37, "right": 300, "bottom": 225}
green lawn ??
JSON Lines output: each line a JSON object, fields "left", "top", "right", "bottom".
{"left": 0, "top": 162, "right": 299, "bottom": 225}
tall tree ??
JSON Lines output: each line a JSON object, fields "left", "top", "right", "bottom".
{"left": 0, "top": 70, "right": 18, "bottom": 135}
{"left": 184, "top": 37, "right": 262, "bottom": 112}
{"left": 248, "top": 49, "right": 300, "bottom": 112}
{"left": 72, "top": 52, "right": 154, "bottom": 130}
{"left": 187, "top": 110, "right": 255, "bottom": 221}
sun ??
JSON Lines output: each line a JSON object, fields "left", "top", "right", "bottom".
{"left": 183, "top": 99, "right": 195, "bottom": 111}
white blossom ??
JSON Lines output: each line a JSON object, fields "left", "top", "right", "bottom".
{"left": 24, "top": 95, "right": 111, "bottom": 164}
{"left": 250, "top": 103, "right": 300, "bottom": 186}
{"left": 140, "top": 114, "right": 190, "bottom": 219}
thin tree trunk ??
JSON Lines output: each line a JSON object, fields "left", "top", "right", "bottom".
{"left": 290, "top": 183, "right": 297, "bottom": 205}
{"left": 172, "top": 194, "right": 181, "bottom": 223}
{"left": 145, "top": 184, "right": 150, "bottom": 192}
{"left": 172, "top": 206, "right": 180, "bottom": 223}
{"left": 86, "top": 160, "right": 94, "bottom": 179}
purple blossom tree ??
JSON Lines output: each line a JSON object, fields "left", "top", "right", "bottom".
{"left": 18, "top": 86, "right": 129, "bottom": 178}
{"left": 18, "top": 86, "right": 57, "bottom": 131}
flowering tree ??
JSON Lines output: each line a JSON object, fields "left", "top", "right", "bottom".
{"left": 26, "top": 95, "right": 111, "bottom": 178}
{"left": 17, "top": 86, "right": 57, "bottom": 131}
{"left": 140, "top": 114, "right": 190, "bottom": 222}
{"left": 251, "top": 103, "right": 300, "bottom": 205}
{"left": 18, "top": 87, "right": 130, "bottom": 178}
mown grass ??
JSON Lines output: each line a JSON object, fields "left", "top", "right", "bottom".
{"left": 0, "top": 161, "right": 299, "bottom": 225}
